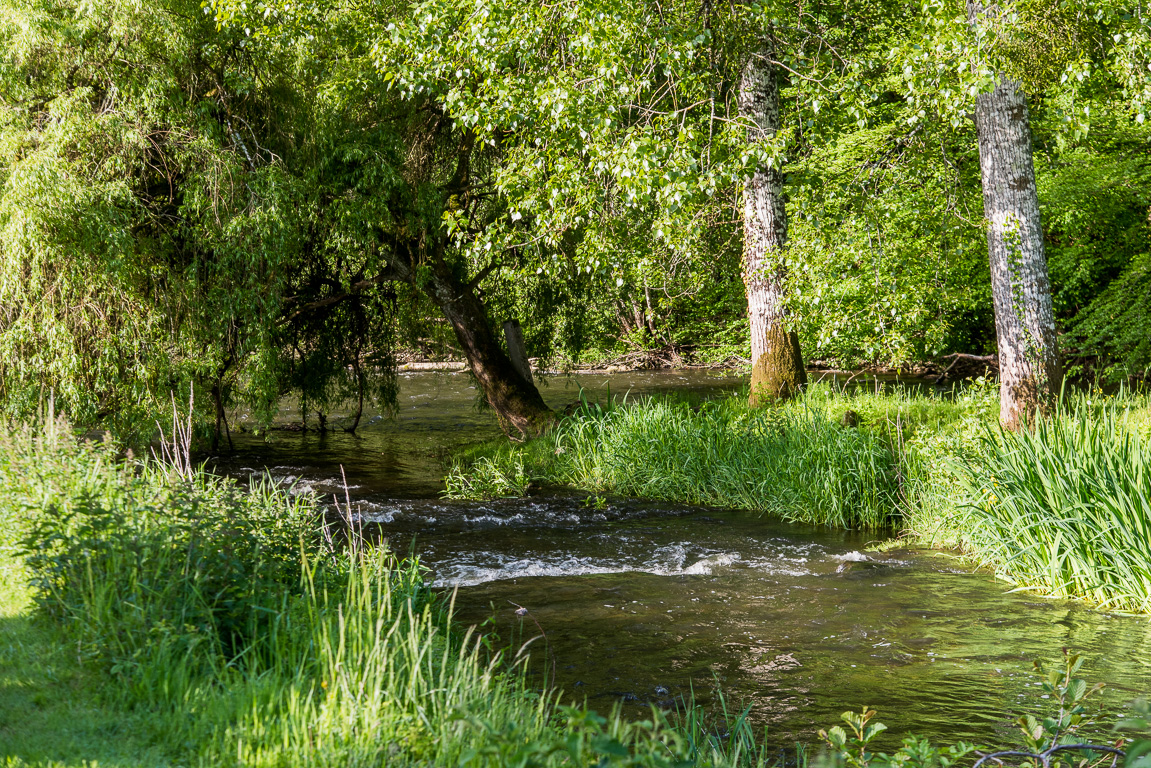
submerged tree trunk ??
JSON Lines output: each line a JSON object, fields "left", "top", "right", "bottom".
{"left": 210, "top": 381, "right": 234, "bottom": 451}
{"left": 739, "top": 45, "right": 805, "bottom": 407}
{"left": 424, "top": 258, "right": 553, "bottom": 439}
{"left": 346, "top": 357, "right": 364, "bottom": 433}
{"left": 968, "top": 2, "right": 1063, "bottom": 429}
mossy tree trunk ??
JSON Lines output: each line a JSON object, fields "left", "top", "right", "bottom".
{"left": 739, "top": 44, "right": 805, "bottom": 407}
{"left": 968, "top": 0, "right": 1063, "bottom": 430}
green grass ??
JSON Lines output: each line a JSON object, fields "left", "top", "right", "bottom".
{"left": 945, "top": 402, "right": 1151, "bottom": 613}
{"left": 0, "top": 536, "right": 174, "bottom": 767}
{"left": 448, "top": 382, "right": 1000, "bottom": 529}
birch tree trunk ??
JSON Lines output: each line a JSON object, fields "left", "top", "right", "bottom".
{"left": 968, "top": 1, "right": 1063, "bottom": 429}
{"left": 739, "top": 45, "right": 805, "bottom": 407}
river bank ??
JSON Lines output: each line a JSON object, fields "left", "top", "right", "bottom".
{"left": 4, "top": 377, "right": 1151, "bottom": 765}
{"left": 0, "top": 423, "right": 779, "bottom": 767}
{"left": 447, "top": 382, "right": 1151, "bottom": 612}
{"left": 394, "top": 349, "right": 996, "bottom": 384}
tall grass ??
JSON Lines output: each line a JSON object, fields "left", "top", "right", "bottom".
{"left": 548, "top": 396, "right": 901, "bottom": 528}
{"left": 0, "top": 419, "right": 785, "bottom": 767}
{"left": 950, "top": 403, "right": 1151, "bottom": 613}
{"left": 451, "top": 386, "right": 953, "bottom": 529}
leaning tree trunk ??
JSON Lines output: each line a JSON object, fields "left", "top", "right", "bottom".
{"left": 739, "top": 45, "right": 805, "bottom": 407}
{"left": 968, "top": 2, "right": 1062, "bottom": 429}
{"left": 424, "top": 258, "right": 553, "bottom": 439}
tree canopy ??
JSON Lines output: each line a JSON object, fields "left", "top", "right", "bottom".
{"left": 1, "top": 0, "right": 1148, "bottom": 437}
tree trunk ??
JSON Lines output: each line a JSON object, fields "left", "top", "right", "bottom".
{"left": 502, "top": 320, "right": 534, "bottom": 385}
{"left": 346, "top": 357, "right": 364, "bottom": 433}
{"left": 739, "top": 45, "right": 805, "bottom": 407}
{"left": 968, "top": 2, "right": 1063, "bottom": 429}
{"left": 425, "top": 259, "right": 553, "bottom": 439}
{"left": 210, "top": 381, "right": 233, "bottom": 450}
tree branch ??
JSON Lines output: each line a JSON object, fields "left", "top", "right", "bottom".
{"left": 283, "top": 267, "right": 403, "bottom": 321}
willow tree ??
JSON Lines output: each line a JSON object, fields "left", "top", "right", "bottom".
{"left": 0, "top": 0, "right": 299, "bottom": 439}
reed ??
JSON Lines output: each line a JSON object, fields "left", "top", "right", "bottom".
{"left": 950, "top": 402, "right": 1151, "bottom": 613}
{"left": 453, "top": 388, "right": 910, "bottom": 529}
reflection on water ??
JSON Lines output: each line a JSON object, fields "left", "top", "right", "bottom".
{"left": 216, "top": 371, "right": 1151, "bottom": 751}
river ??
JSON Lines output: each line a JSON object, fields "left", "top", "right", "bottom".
{"left": 217, "top": 370, "right": 1151, "bottom": 752}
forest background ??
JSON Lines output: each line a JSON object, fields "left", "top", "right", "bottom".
{"left": 1, "top": 0, "right": 1149, "bottom": 441}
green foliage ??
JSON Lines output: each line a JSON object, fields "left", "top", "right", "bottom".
{"left": 0, "top": 0, "right": 303, "bottom": 435}
{"left": 1117, "top": 700, "right": 1151, "bottom": 768}
{"left": 818, "top": 707, "right": 975, "bottom": 768}
{"left": 0, "top": 0, "right": 429, "bottom": 438}
{"left": 1033, "top": 110, "right": 1151, "bottom": 380}
{"left": 443, "top": 454, "right": 531, "bottom": 500}
{"left": 1066, "top": 248, "right": 1151, "bottom": 380}
{"left": 1, "top": 418, "right": 313, "bottom": 692}
{"left": 1017, "top": 651, "right": 1107, "bottom": 756}
{"left": 786, "top": 118, "right": 993, "bottom": 365}
{"left": 4, "top": 0, "right": 1150, "bottom": 428}
{"left": 814, "top": 651, "right": 1142, "bottom": 768}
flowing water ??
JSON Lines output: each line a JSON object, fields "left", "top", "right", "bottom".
{"left": 219, "top": 370, "right": 1151, "bottom": 751}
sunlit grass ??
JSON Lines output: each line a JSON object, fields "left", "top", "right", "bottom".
{"left": 451, "top": 382, "right": 1000, "bottom": 529}
{"left": 948, "top": 401, "right": 1151, "bottom": 613}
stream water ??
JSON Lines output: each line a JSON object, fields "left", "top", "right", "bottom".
{"left": 219, "top": 370, "right": 1151, "bottom": 751}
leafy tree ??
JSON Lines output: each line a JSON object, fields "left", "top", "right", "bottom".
{"left": 0, "top": 0, "right": 297, "bottom": 438}
{"left": 207, "top": 0, "right": 775, "bottom": 434}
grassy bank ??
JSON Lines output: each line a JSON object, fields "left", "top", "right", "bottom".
{"left": 934, "top": 404, "right": 1151, "bottom": 613}
{"left": 447, "top": 382, "right": 1003, "bottom": 526}
{"left": 447, "top": 383, "right": 1151, "bottom": 612}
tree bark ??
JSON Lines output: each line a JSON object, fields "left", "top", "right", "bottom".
{"left": 739, "top": 44, "right": 805, "bottom": 407}
{"left": 968, "top": 1, "right": 1063, "bottom": 429}
{"left": 424, "top": 257, "right": 553, "bottom": 439}
{"left": 502, "top": 319, "right": 534, "bottom": 385}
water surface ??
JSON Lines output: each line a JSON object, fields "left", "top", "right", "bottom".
{"left": 219, "top": 370, "right": 1151, "bottom": 751}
